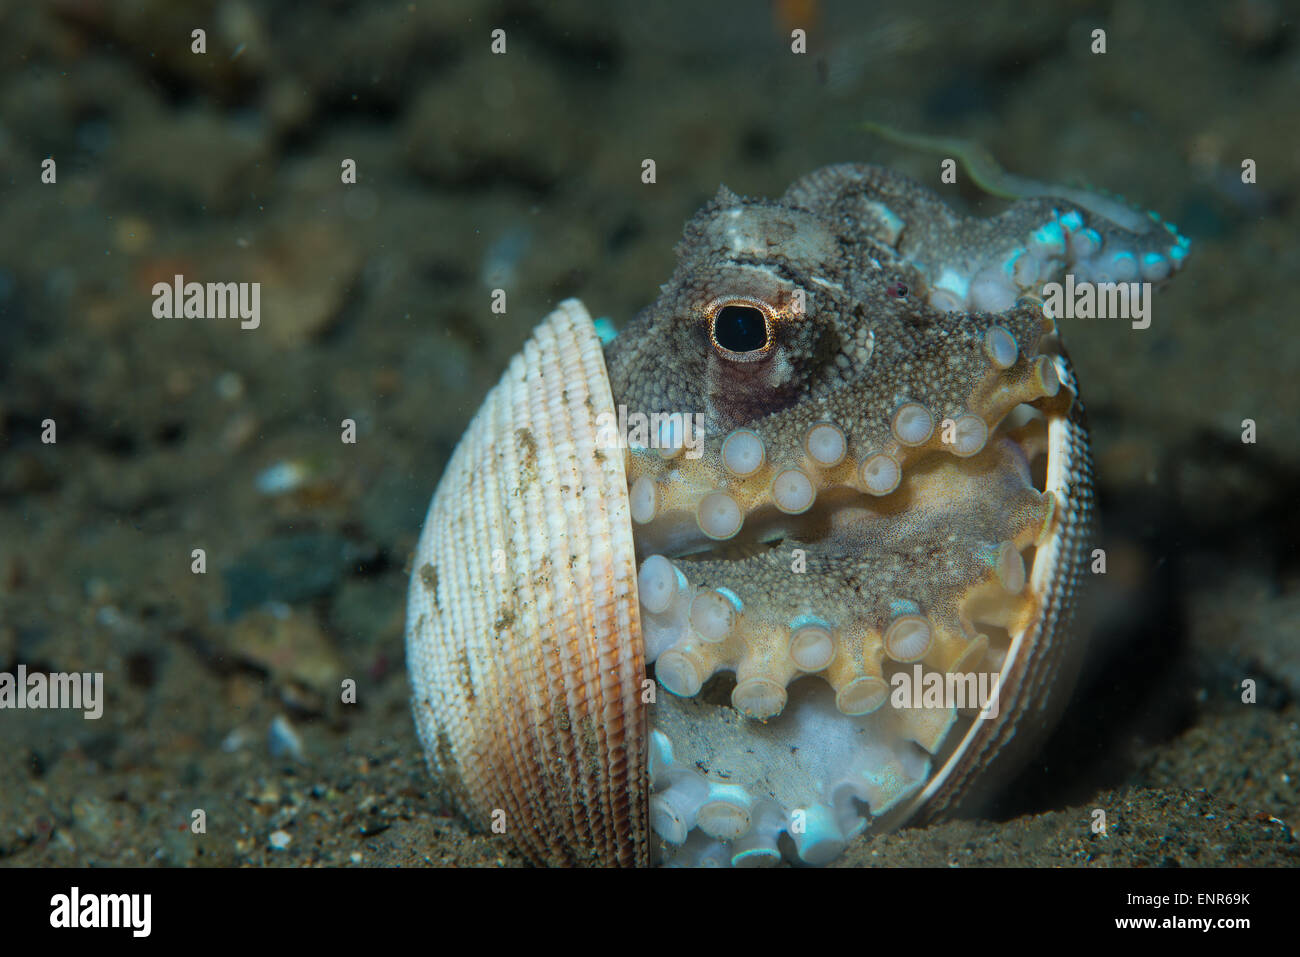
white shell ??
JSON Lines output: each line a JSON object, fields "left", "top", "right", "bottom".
{"left": 406, "top": 299, "right": 1094, "bottom": 867}
{"left": 405, "top": 300, "right": 649, "bottom": 866}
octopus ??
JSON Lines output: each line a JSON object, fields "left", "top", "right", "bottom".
{"left": 600, "top": 163, "right": 1189, "bottom": 865}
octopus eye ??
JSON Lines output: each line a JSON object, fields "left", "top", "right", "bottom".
{"left": 711, "top": 303, "right": 770, "bottom": 357}
{"left": 888, "top": 281, "right": 908, "bottom": 298}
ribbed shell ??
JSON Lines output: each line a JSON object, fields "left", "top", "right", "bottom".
{"left": 405, "top": 299, "right": 648, "bottom": 866}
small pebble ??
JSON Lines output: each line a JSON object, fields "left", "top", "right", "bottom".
{"left": 268, "top": 715, "right": 305, "bottom": 761}
{"left": 215, "top": 371, "right": 245, "bottom": 401}
{"left": 255, "top": 460, "right": 310, "bottom": 496}
{"left": 269, "top": 830, "right": 292, "bottom": 850}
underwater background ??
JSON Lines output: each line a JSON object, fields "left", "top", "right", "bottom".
{"left": 0, "top": 0, "right": 1295, "bottom": 866}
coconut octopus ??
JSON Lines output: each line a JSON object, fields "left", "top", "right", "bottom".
{"left": 406, "top": 159, "right": 1189, "bottom": 867}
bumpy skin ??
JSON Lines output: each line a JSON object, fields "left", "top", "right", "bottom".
{"left": 604, "top": 165, "right": 1186, "bottom": 866}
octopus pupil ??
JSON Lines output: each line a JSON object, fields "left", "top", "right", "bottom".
{"left": 713, "top": 305, "right": 768, "bottom": 353}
